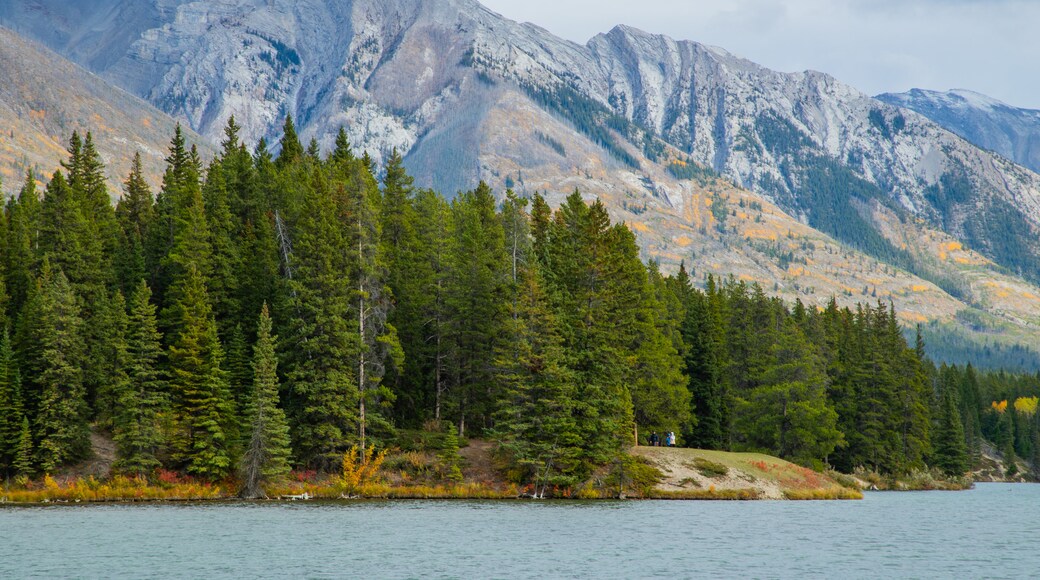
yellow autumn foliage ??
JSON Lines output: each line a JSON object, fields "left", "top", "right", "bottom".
{"left": 992, "top": 400, "right": 1008, "bottom": 414}
{"left": 1014, "top": 397, "right": 1039, "bottom": 417}
{"left": 341, "top": 446, "right": 388, "bottom": 491}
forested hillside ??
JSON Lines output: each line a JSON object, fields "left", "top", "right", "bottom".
{"left": 1, "top": 119, "right": 1035, "bottom": 491}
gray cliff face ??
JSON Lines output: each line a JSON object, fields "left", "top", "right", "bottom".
{"left": 3, "top": 0, "right": 1040, "bottom": 276}
{"left": 878, "top": 89, "right": 1040, "bottom": 175}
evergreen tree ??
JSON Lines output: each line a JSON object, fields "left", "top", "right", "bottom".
{"left": 330, "top": 150, "right": 400, "bottom": 450}
{"left": 493, "top": 266, "right": 582, "bottom": 484}
{"left": 240, "top": 303, "right": 292, "bottom": 498}
{"left": 931, "top": 377, "right": 969, "bottom": 476}
{"left": 276, "top": 115, "right": 304, "bottom": 169}
{"left": 627, "top": 258, "right": 690, "bottom": 440}
{"left": 30, "top": 263, "right": 90, "bottom": 474}
{"left": 396, "top": 189, "right": 453, "bottom": 425}
{"left": 92, "top": 290, "right": 129, "bottom": 430}
{"left": 112, "top": 281, "right": 167, "bottom": 476}
{"left": 201, "top": 158, "right": 241, "bottom": 331}
{"left": 680, "top": 275, "right": 727, "bottom": 449}
{"left": 4, "top": 172, "right": 41, "bottom": 315}
{"left": 13, "top": 416, "right": 33, "bottom": 478}
{"left": 733, "top": 317, "right": 843, "bottom": 466}
{"left": 544, "top": 192, "right": 635, "bottom": 468}
{"left": 116, "top": 152, "right": 155, "bottom": 294}
{"left": 445, "top": 182, "right": 508, "bottom": 436}
{"left": 0, "top": 329, "right": 24, "bottom": 474}
{"left": 167, "top": 264, "right": 234, "bottom": 481}
{"left": 281, "top": 166, "right": 359, "bottom": 470}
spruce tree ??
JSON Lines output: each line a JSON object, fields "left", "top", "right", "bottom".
{"left": 680, "top": 276, "right": 727, "bottom": 449}
{"left": 931, "top": 379, "right": 969, "bottom": 476}
{"left": 4, "top": 172, "right": 41, "bottom": 316}
{"left": 0, "top": 328, "right": 24, "bottom": 474}
{"left": 626, "top": 257, "right": 690, "bottom": 440}
{"left": 202, "top": 159, "right": 241, "bottom": 331}
{"left": 493, "top": 266, "right": 581, "bottom": 484}
{"left": 446, "top": 182, "right": 508, "bottom": 436}
{"left": 275, "top": 115, "right": 304, "bottom": 169}
{"left": 113, "top": 280, "right": 167, "bottom": 476}
{"left": 115, "top": 152, "right": 155, "bottom": 295}
{"left": 14, "top": 416, "right": 33, "bottom": 478}
{"left": 167, "top": 264, "right": 234, "bottom": 481}
{"left": 544, "top": 192, "right": 635, "bottom": 467}
{"left": 240, "top": 303, "right": 292, "bottom": 498}
{"left": 330, "top": 150, "right": 400, "bottom": 450}
{"left": 398, "top": 188, "right": 453, "bottom": 425}
{"left": 92, "top": 290, "right": 129, "bottom": 430}
{"left": 733, "top": 318, "right": 843, "bottom": 467}
{"left": 30, "top": 262, "right": 90, "bottom": 474}
{"left": 281, "top": 165, "right": 359, "bottom": 470}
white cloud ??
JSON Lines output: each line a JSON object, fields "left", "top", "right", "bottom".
{"left": 479, "top": 0, "right": 1040, "bottom": 108}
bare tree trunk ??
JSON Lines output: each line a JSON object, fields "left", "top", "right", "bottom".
{"left": 358, "top": 218, "right": 367, "bottom": 453}
{"left": 435, "top": 342, "right": 443, "bottom": 422}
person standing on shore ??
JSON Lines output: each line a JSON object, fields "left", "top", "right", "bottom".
{"left": 649, "top": 431, "right": 660, "bottom": 447}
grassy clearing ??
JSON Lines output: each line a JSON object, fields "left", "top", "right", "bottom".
{"left": 633, "top": 447, "right": 863, "bottom": 500}
{"left": 1, "top": 474, "right": 224, "bottom": 504}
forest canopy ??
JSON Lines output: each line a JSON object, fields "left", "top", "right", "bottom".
{"left": 1, "top": 117, "right": 1033, "bottom": 489}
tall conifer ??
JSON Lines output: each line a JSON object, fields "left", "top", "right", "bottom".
{"left": 240, "top": 303, "right": 292, "bottom": 498}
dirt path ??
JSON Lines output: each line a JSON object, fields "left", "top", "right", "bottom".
{"left": 64, "top": 430, "right": 116, "bottom": 480}
{"left": 459, "top": 439, "right": 503, "bottom": 485}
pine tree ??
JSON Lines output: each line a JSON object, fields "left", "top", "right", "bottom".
{"left": 493, "top": 266, "right": 581, "bottom": 484}
{"left": 0, "top": 213, "right": 8, "bottom": 330}
{"left": 445, "top": 182, "right": 508, "bottom": 436}
{"left": 330, "top": 151, "right": 400, "bottom": 450}
{"left": 281, "top": 165, "right": 359, "bottom": 470}
{"left": 30, "top": 262, "right": 90, "bottom": 474}
{"left": 4, "top": 171, "right": 41, "bottom": 316}
{"left": 276, "top": 115, "right": 304, "bottom": 169}
{"left": 680, "top": 276, "right": 728, "bottom": 449}
{"left": 379, "top": 148, "right": 419, "bottom": 418}
{"left": 115, "top": 152, "right": 155, "bottom": 294}
{"left": 148, "top": 124, "right": 210, "bottom": 309}
{"left": 931, "top": 377, "right": 969, "bottom": 476}
{"left": 0, "top": 328, "right": 24, "bottom": 474}
{"left": 13, "top": 416, "right": 33, "bottom": 478}
{"left": 240, "top": 303, "right": 292, "bottom": 498}
{"left": 93, "top": 290, "right": 129, "bottom": 430}
{"left": 112, "top": 280, "right": 167, "bottom": 476}
{"left": 167, "top": 264, "right": 234, "bottom": 481}
{"left": 627, "top": 258, "right": 690, "bottom": 440}
{"left": 396, "top": 189, "right": 453, "bottom": 425}
{"left": 544, "top": 192, "right": 635, "bottom": 468}
{"left": 733, "top": 317, "right": 843, "bottom": 467}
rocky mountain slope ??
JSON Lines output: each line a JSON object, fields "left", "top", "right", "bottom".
{"left": 878, "top": 89, "right": 1040, "bottom": 175}
{"left": 0, "top": 25, "right": 211, "bottom": 196}
{"left": 3, "top": 0, "right": 1040, "bottom": 366}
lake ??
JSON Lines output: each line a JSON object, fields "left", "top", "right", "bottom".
{"left": 0, "top": 483, "right": 1035, "bottom": 579}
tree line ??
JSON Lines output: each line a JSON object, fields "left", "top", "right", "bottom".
{"left": 0, "top": 117, "right": 1014, "bottom": 488}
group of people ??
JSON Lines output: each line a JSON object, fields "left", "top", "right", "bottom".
{"left": 647, "top": 431, "right": 676, "bottom": 447}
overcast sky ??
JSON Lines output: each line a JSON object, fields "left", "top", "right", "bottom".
{"left": 480, "top": 0, "right": 1040, "bottom": 109}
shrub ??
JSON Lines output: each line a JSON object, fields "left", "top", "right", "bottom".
{"left": 341, "top": 446, "right": 388, "bottom": 492}
{"left": 691, "top": 458, "right": 729, "bottom": 478}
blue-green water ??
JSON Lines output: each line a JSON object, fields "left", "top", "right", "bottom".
{"left": 0, "top": 483, "right": 1035, "bottom": 579}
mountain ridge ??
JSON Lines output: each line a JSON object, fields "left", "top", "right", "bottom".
{"left": 878, "top": 88, "right": 1040, "bottom": 175}
{"left": 0, "top": 23, "right": 211, "bottom": 196}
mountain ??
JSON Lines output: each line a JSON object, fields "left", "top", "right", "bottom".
{"left": 877, "top": 88, "right": 1040, "bottom": 175}
{"left": 4, "top": 0, "right": 1040, "bottom": 367}
{"left": 0, "top": 24, "right": 211, "bottom": 196}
